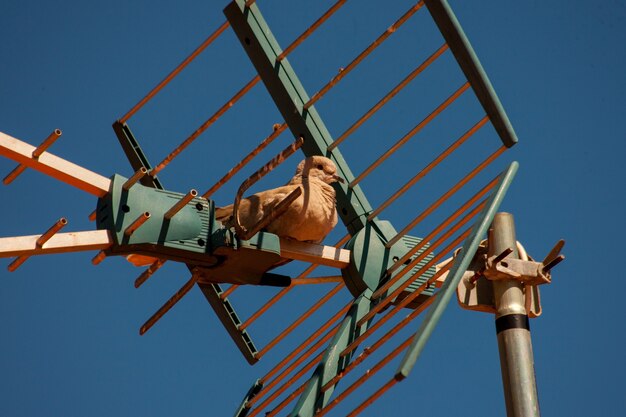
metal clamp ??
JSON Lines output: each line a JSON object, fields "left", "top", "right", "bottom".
{"left": 456, "top": 239, "right": 565, "bottom": 318}
{"left": 482, "top": 239, "right": 564, "bottom": 286}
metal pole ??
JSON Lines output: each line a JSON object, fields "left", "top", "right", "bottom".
{"left": 489, "top": 212, "right": 540, "bottom": 417}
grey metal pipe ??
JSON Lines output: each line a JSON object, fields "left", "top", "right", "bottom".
{"left": 490, "top": 213, "right": 540, "bottom": 417}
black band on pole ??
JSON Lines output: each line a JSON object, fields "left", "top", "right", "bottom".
{"left": 495, "top": 314, "right": 530, "bottom": 334}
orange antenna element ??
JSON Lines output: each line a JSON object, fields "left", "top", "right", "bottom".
{"left": 164, "top": 189, "right": 198, "bottom": 220}
{"left": 202, "top": 123, "right": 287, "bottom": 199}
{"left": 3, "top": 129, "right": 62, "bottom": 185}
{"left": 122, "top": 167, "right": 148, "bottom": 191}
{"left": 0, "top": 131, "right": 110, "bottom": 197}
{"left": 385, "top": 145, "right": 505, "bottom": 249}
{"left": 329, "top": 43, "right": 449, "bottom": 151}
{"left": 219, "top": 284, "right": 239, "bottom": 300}
{"left": 247, "top": 351, "right": 326, "bottom": 417}
{"left": 368, "top": 115, "right": 489, "bottom": 220}
{"left": 238, "top": 234, "right": 350, "bottom": 331}
{"left": 124, "top": 212, "right": 151, "bottom": 237}
{"left": 277, "top": 0, "right": 348, "bottom": 62}
{"left": 139, "top": 272, "right": 199, "bottom": 335}
{"left": 256, "top": 283, "right": 345, "bottom": 359}
{"left": 362, "top": 227, "right": 472, "bottom": 326}
{"left": 346, "top": 377, "right": 399, "bottom": 417}
{"left": 7, "top": 218, "right": 68, "bottom": 272}
{"left": 324, "top": 295, "right": 439, "bottom": 391}
{"left": 290, "top": 276, "right": 343, "bottom": 285}
{"left": 150, "top": 75, "right": 261, "bottom": 177}
{"left": 264, "top": 381, "right": 307, "bottom": 417}
{"left": 350, "top": 82, "right": 471, "bottom": 187}
{"left": 304, "top": 1, "right": 426, "bottom": 110}
{"left": 0, "top": 230, "right": 111, "bottom": 259}
{"left": 119, "top": 21, "right": 230, "bottom": 124}
{"left": 134, "top": 258, "right": 166, "bottom": 288}
{"left": 91, "top": 250, "right": 107, "bottom": 265}
{"left": 246, "top": 310, "right": 349, "bottom": 410}
{"left": 340, "top": 267, "right": 450, "bottom": 360}
{"left": 139, "top": 0, "right": 347, "bottom": 181}
{"left": 315, "top": 334, "right": 416, "bottom": 416}
{"left": 232, "top": 137, "right": 304, "bottom": 241}
{"left": 258, "top": 302, "right": 351, "bottom": 386}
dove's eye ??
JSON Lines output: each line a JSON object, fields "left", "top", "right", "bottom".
{"left": 317, "top": 164, "right": 324, "bottom": 170}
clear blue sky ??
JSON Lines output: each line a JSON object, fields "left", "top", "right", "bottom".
{"left": 1, "top": 1, "right": 624, "bottom": 416}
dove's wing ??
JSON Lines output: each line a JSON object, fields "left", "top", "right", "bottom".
{"left": 215, "top": 184, "right": 303, "bottom": 232}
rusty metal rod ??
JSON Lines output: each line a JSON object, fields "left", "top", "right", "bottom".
{"left": 220, "top": 284, "right": 239, "bottom": 300}
{"left": 249, "top": 318, "right": 345, "bottom": 408}
{"left": 4, "top": 129, "right": 62, "bottom": 185}
{"left": 340, "top": 267, "right": 448, "bottom": 360}
{"left": 9, "top": 216, "right": 70, "bottom": 273}
{"left": 385, "top": 144, "right": 505, "bottom": 249}
{"left": 122, "top": 167, "right": 148, "bottom": 191}
{"left": 386, "top": 175, "right": 497, "bottom": 276}
{"left": 378, "top": 193, "right": 489, "bottom": 301}
{"left": 256, "top": 283, "right": 345, "bottom": 359}
{"left": 316, "top": 335, "right": 415, "bottom": 417}
{"left": 8, "top": 217, "right": 80, "bottom": 272}
{"left": 362, "top": 227, "right": 473, "bottom": 325}
{"left": 32, "top": 129, "right": 63, "bottom": 158}
{"left": 373, "top": 202, "right": 480, "bottom": 302}
{"left": 119, "top": 22, "right": 230, "bottom": 123}
{"left": 346, "top": 377, "right": 399, "bottom": 417}
{"left": 150, "top": 75, "right": 260, "bottom": 177}
{"left": 240, "top": 187, "right": 302, "bottom": 241}
{"left": 329, "top": 43, "right": 449, "bottom": 151}
{"left": 351, "top": 82, "right": 471, "bottom": 187}
{"left": 265, "top": 380, "right": 308, "bottom": 417}
{"left": 290, "top": 276, "right": 343, "bottom": 285}
{"left": 368, "top": 115, "right": 489, "bottom": 221}
{"left": 3, "top": 165, "right": 27, "bottom": 186}
{"left": 135, "top": 258, "right": 166, "bottom": 288}
{"left": 323, "top": 295, "right": 438, "bottom": 392}
{"left": 247, "top": 351, "right": 325, "bottom": 417}
{"left": 164, "top": 189, "right": 197, "bottom": 220}
{"left": 7, "top": 255, "right": 28, "bottom": 272}
{"left": 240, "top": 283, "right": 301, "bottom": 331}
{"left": 91, "top": 250, "right": 107, "bottom": 265}
{"left": 202, "top": 123, "right": 287, "bottom": 199}
{"left": 239, "top": 234, "right": 350, "bottom": 330}
{"left": 149, "top": 0, "right": 346, "bottom": 179}
{"left": 304, "top": 1, "right": 425, "bottom": 110}
{"left": 124, "top": 212, "right": 151, "bottom": 237}
{"left": 259, "top": 302, "right": 351, "bottom": 384}
{"left": 233, "top": 137, "right": 304, "bottom": 240}
{"left": 140, "top": 273, "right": 198, "bottom": 335}
{"left": 203, "top": 0, "right": 346, "bottom": 197}
{"left": 277, "top": 0, "right": 348, "bottom": 61}
{"left": 36, "top": 218, "right": 68, "bottom": 247}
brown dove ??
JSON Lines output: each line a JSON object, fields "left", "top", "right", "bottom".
{"left": 126, "top": 156, "right": 342, "bottom": 267}
{"left": 216, "top": 155, "right": 343, "bottom": 243}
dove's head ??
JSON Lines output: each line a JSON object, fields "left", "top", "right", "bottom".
{"left": 295, "top": 156, "right": 344, "bottom": 185}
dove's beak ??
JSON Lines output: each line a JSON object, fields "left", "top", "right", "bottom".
{"left": 332, "top": 174, "right": 345, "bottom": 184}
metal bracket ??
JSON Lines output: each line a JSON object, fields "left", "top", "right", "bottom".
{"left": 456, "top": 239, "right": 565, "bottom": 317}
